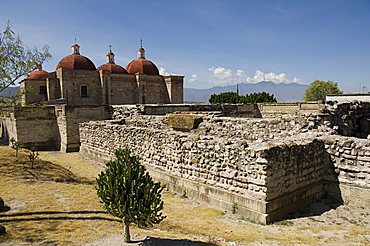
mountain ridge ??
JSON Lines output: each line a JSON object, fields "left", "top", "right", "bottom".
{"left": 184, "top": 81, "right": 309, "bottom": 102}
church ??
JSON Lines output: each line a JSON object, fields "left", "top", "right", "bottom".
{"left": 20, "top": 42, "right": 184, "bottom": 106}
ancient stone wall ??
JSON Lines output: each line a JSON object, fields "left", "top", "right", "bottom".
{"left": 323, "top": 101, "right": 370, "bottom": 138}
{"left": 79, "top": 113, "right": 334, "bottom": 223}
{"left": 321, "top": 135, "right": 370, "bottom": 188}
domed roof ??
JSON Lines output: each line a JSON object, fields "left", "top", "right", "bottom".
{"left": 97, "top": 63, "right": 128, "bottom": 74}
{"left": 97, "top": 47, "right": 128, "bottom": 74}
{"left": 56, "top": 43, "right": 96, "bottom": 71}
{"left": 125, "top": 44, "right": 159, "bottom": 76}
{"left": 27, "top": 69, "right": 48, "bottom": 79}
{"left": 126, "top": 58, "right": 159, "bottom": 76}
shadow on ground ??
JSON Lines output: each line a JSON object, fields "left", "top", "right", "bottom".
{"left": 138, "top": 236, "right": 217, "bottom": 246}
{"left": 285, "top": 196, "right": 343, "bottom": 220}
{"left": 0, "top": 210, "right": 120, "bottom": 223}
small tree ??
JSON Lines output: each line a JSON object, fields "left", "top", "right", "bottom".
{"left": 0, "top": 21, "right": 51, "bottom": 94}
{"left": 304, "top": 80, "right": 342, "bottom": 101}
{"left": 96, "top": 148, "right": 166, "bottom": 243}
{"left": 28, "top": 147, "right": 39, "bottom": 169}
{"left": 10, "top": 137, "right": 20, "bottom": 157}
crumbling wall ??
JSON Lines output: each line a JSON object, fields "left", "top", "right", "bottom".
{"left": 79, "top": 114, "right": 333, "bottom": 223}
{"left": 323, "top": 101, "right": 370, "bottom": 138}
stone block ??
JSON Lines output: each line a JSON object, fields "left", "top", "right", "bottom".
{"left": 167, "top": 114, "right": 203, "bottom": 131}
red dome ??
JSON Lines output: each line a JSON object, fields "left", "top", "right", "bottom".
{"left": 56, "top": 54, "right": 96, "bottom": 71}
{"left": 27, "top": 69, "right": 48, "bottom": 79}
{"left": 126, "top": 59, "right": 159, "bottom": 76}
{"left": 97, "top": 63, "right": 128, "bottom": 74}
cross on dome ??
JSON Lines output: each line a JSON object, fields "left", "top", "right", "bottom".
{"left": 137, "top": 39, "right": 145, "bottom": 59}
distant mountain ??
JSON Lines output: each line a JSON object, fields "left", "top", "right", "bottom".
{"left": 184, "top": 81, "right": 309, "bottom": 103}
{"left": 0, "top": 86, "right": 19, "bottom": 97}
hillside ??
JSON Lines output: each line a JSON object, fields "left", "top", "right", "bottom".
{"left": 0, "top": 86, "right": 19, "bottom": 97}
{"left": 184, "top": 81, "right": 309, "bottom": 103}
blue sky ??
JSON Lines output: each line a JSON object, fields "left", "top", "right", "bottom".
{"left": 1, "top": 0, "right": 370, "bottom": 92}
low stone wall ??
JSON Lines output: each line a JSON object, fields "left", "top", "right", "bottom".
{"left": 0, "top": 106, "right": 60, "bottom": 150}
{"left": 79, "top": 115, "right": 332, "bottom": 223}
{"left": 0, "top": 105, "right": 110, "bottom": 151}
{"left": 257, "top": 102, "right": 323, "bottom": 118}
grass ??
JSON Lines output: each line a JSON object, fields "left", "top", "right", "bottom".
{"left": 0, "top": 145, "right": 369, "bottom": 245}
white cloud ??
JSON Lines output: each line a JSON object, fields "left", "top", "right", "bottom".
{"left": 188, "top": 74, "right": 197, "bottom": 83}
{"left": 208, "top": 66, "right": 304, "bottom": 85}
{"left": 159, "top": 67, "right": 170, "bottom": 76}
{"left": 208, "top": 66, "right": 233, "bottom": 85}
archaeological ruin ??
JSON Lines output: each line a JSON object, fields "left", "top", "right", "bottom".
{"left": 1, "top": 100, "right": 369, "bottom": 224}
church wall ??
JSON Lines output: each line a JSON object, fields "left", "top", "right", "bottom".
{"left": 109, "top": 74, "right": 138, "bottom": 104}
{"left": 57, "top": 68, "right": 102, "bottom": 105}
{"left": 55, "top": 105, "right": 110, "bottom": 152}
{"left": 20, "top": 79, "right": 48, "bottom": 105}
{"left": 139, "top": 75, "right": 170, "bottom": 104}
{"left": 46, "top": 72, "right": 61, "bottom": 101}
{"left": 164, "top": 76, "right": 184, "bottom": 104}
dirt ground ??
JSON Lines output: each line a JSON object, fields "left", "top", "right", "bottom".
{"left": 0, "top": 146, "right": 369, "bottom": 245}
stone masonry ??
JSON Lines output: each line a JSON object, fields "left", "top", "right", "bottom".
{"left": 79, "top": 105, "right": 343, "bottom": 223}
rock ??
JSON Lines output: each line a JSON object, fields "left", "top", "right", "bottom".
{"left": 167, "top": 114, "right": 203, "bottom": 131}
{"left": 0, "top": 224, "right": 5, "bottom": 235}
{"left": 0, "top": 197, "right": 10, "bottom": 212}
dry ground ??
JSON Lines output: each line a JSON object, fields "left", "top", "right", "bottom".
{"left": 0, "top": 146, "right": 369, "bottom": 245}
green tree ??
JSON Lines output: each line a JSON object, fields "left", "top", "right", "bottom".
{"left": 10, "top": 137, "right": 20, "bottom": 157}
{"left": 209, "top": 91, "right": 277, "bottom": 104}
{"left": 28, "top": 147, "right": 39, "bottom": 169}
{"left": 0, "top": 21, "right": 51, "bottom": 93}
{"left": 96, "top": 148, "right": 166, "bottom": 243}
{"left": 209, "top": 91, "right": 239, "bottom": 104}
{"left": 304, "top": 80, "right": 341, "bottom": 101}
{"left": 241, "top": 92, "right": 277, "bottom": 103}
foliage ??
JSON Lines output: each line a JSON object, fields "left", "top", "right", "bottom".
{"left": 96, "top": 148, "right": 166, "bottom": 243}
{"left": 232, "top": 202, "right": 238, "bottom": 214}
{"left": 28, "top": 147, "right": 39, "bottom": 169}
{"left": 303, "top": 80, "right": 342, "bottom": 101}
{"left": 0, "top": 21, "right": 51, "bottom": 93}
{"left": 209, "top": 91, "right": 277, "bottom": 104}
{"left": 209, "top": 91, "right": 239, "bottom": 104}
{"left": 241, "top": 92, "right": 277, "bottom": 103}
{"left": 9, "top": 137, "right": 20, "bottom": 157}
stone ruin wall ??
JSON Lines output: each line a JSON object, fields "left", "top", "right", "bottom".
{"left": 80, "top": 108, "right": 338, "bottom": 223}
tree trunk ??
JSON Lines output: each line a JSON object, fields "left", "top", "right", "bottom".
{"left": 123, "top": 217, "right": 131, "bottom": 243}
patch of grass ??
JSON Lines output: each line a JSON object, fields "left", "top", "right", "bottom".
{"left": 272, "top": 220, "right": 294, "bottom": 226}
{"left": 0, "top": 146, "right": 90, "bottom": 184}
